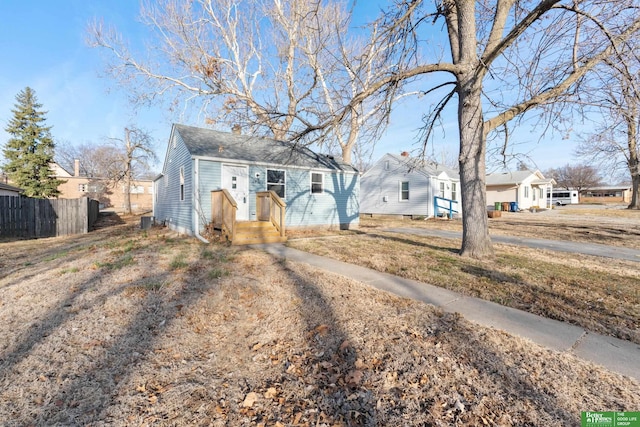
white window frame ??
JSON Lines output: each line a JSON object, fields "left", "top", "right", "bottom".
{"left": 451, "top": 182, "right": 457, "bottom": 201}
{"left": 267, "top": 169, "right": 286, "bottom": 199}
{"left": 399, "top": 181, "right": 409, "bottom": 201}
{"left": 439, "top": 182, "right": 445, "bottom": 198}
{"left": 311, "top": 172, "right": 324, "bottom": 194}
{"left": 524, "top": 185, "right": 530, "bottom": 198}
{"left": 179, "top": 166, "right": 185, "bottom": 201}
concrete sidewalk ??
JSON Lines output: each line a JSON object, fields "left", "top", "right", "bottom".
{"left": 385, "top": 227, "right": 640, "bottom": 262}
{"left": 254, "top": 243, "right": 640, "bottom": 380}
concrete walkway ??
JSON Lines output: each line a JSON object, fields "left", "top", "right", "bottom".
{"left": 254, "top": 243, "right": 640, "bottom": 380}
{"left": 385, "top": 227, "right": 640, "bottom": 262}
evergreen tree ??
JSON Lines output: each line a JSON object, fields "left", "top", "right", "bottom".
{"left": 3, "top": 87, "right": 64, "bottom": 198}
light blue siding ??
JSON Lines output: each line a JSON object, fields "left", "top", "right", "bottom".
{"left": 155, "top": 126, "right": 360, "bottom": 235}
{"left": 154, "top": 131, "right": 194, "bottom": 234}
{"left": 195, "top": 159, "right": 222, "bottom": 233}
{"left": 284, "top": 169, "right": 359, "bottom": 228}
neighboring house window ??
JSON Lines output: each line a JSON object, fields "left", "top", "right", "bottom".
{"left": 533, "top": 187, "right": 537, "bottom": 201}
{"left": 400, "top": 181, "right": 409, "bottom": 201}
{"left": 131, "top": 185, "right": 145, "bottom": 194}
{"left": 311, "top": 172, "right": 324, "bottom": 194}
{"left": 180, "top": 166, "right": 185, "bottom": 201}
{"left": 524, "top": 186, "right": 529, "bottom": 198}
{"left": 451, "top": 182, "right": 457, "bottom": 200}
{"left": 267, "top": 169, "right": 286, "bottom": 198}
{"left": 439, "top": 182, "right": 445, "bottom": 198}
{"left": 539, "top": 188, "right": 543, "bottom": 199}
{"left": 148, "top": 186, "right": 153, "bottom": 194}
{"left": 78, "top": 184, "right": 87, "bottom": 192}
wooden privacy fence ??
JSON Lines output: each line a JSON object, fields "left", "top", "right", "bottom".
{"left": 0, "top": 196, "right": 100, "bottom": 238}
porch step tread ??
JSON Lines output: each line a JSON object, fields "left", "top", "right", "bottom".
{"left": 224, "top": 220, "right": 286, "bottom": 245}
{"left": 231, "top": 235, "right": 288, "bottom": 245}
{"left": 235, "top": 221, "right": 278, "bottom": 229}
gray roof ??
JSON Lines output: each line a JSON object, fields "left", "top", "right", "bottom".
{"left": 485, "top": 170, "right": 553, "bottom": 186}
{"left": 0, "top": 182, "right": 23, "bottom": 193}
{"left": 174, "top": 124, "right": 357, "bottom": 173}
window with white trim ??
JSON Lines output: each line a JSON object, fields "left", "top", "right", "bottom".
{"left": 180, "top": 166, "right": 185, "bottom": 201}
{"left": 267, "top": 169, "right": 286, "bottom": 198}
{"left": 400, "top": 181, "right": 409, "bottom": 201}
{"left": 439, "top": 182, "right": 445, "bottom": 198}
{"left": 311, "top": 172, "right": 324, "bottom": 194}
{"left": 451, "top": 182, "right": 457, "bottom": 200}
{"left": 524, "top": 186, "right": 529, "bottom": 198}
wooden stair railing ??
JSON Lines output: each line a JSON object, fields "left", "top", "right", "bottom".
{"left": 256, "top": 190, "right": 286, "bottom": 239}
{"left": 211, "top": 189, "right": 287, "bottom": 245}
{"left": 211, "top": 189, "right": 237, "bottom": 242}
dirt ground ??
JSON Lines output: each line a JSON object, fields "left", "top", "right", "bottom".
{"left": 0, "top": 211, "right": 638, "bottom": 426}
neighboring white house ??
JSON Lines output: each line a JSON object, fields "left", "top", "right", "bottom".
{"left": 485, "top": 170, "right": 555, "bottom": 210}
{"left": 360, "top": 152, "right": 461, "bottom": 218}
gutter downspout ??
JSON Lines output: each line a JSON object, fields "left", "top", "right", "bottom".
{"left": 193, "top": 158, "right": 209, "bottom": 243}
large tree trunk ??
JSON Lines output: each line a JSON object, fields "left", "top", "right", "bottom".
{"left": 630, "top": 170, "right": 639, "bottom": 209}
{"left": 627, "top": 110, "right": 639, "bottom": 209}
{"left": 457, "top": 74, "right": 494, "bottom": 258}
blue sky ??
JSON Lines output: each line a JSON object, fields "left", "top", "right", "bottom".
{"left": 0, "top": 1, "right": 582, "bottom": 174}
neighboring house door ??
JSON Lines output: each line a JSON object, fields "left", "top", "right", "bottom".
{"left": 222, "top": 164, "right": 249, "bottom": 221}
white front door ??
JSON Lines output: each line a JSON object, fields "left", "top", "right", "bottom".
{"left": 222, "top": 164, "right": 249, "bottom": 221}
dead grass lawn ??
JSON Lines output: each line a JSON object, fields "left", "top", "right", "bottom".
{"left": 0, "top": 214, "right": 638, "bottom": 426}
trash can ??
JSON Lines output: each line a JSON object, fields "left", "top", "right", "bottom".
{"left": 502, "top": 202, "right": 510, "bottom": 212}
{"left": 494, "top": 202, "right": 501, "bottom": 211}
{"left": 510, "top": 202, "right": 518, "bottom": 212}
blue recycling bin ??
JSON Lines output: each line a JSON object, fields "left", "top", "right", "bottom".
{"left": 510, "top": 202, "right": 518, "bottom": 212}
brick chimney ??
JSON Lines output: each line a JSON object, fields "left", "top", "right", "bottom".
{"left": 400, "top": 151, "right": 409, "bottom": 157}
{"left": 74, "top": 159, "right": 80, "bottom": 177}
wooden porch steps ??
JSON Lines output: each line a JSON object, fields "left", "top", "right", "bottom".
{"left": 230, "top": 220, "right": 287, "bottom": 245}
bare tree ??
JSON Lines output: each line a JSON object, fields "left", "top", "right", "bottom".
{"left": 87, "top": 0, "right": 401, "bottom": 164}
{"left": 576, "top": 46, "right": 640, "bottom": 209}
{"left": 351, "top": 0, "right": 640, "bottom": 258}
{"left": 56, "top": 141, "right": 120, "bottom": 178}
{"left": 107, "top": 127, "right": 157, "bottom": 215}
{"left": 545, "top": 164, "right": 601, "bottom": 193}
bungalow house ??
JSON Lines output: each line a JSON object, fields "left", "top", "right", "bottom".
{"left": 153, "top": 124, "right": 359, "bottom": 243}
{"left": 0, "top": 182, "right": 23, "bottom": 196}
{"left": 580, "top": 185, "right": 632, "bottom": 204}
{"left": 51, "top": 161, "right": 153, "bottom": 212}
{"left": 485, "top": 170, "right": 555, "bottom": 210}
{"left": 360, "top": 152, "right": 461, "bottom": 218}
